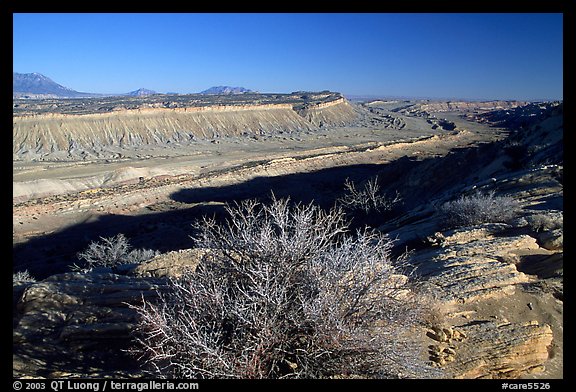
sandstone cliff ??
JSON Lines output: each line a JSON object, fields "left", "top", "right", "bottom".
{"left": 295, "top": 97, "right": 358, "bottom": 126}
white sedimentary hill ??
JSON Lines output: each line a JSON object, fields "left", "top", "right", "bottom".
{"left": 13, "top": 93, "right": 357, "bottom": 161}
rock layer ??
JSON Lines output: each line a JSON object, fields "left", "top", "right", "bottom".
{"left": 427, "top": 322, "right": 554, "bottom": 379}
{"left": 411, "top": 229, "right": 537, "bottom": 304}
{"left": 13, "top": 94, "right": 358, "bottom": 161}
{"left": 13, "top": 272, "right": 169, "bottom": 378}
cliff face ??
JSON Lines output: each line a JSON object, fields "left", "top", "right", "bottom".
{"left": 13, "top": 105, "right": 313, "bottom": 160}
{"left": 295, "top": 97, "right": 358, "bottom": 126}
{"left": 415, "top": 101, "right": 529, "bottom": 113}
{"left": 13, "top": 95, "right": 358, "bottom": 161}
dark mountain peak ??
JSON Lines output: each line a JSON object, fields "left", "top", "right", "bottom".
{"left": 24, "top": 72, "right": 56, "bottom": 83}
{"left": 200, "top": 86, "right": 254, "bottom": 95}
{"left": 126, "top": 88, "right": 157, "bottom": 97}
{"left": 13, "top": 72, "right": 99, "bottom": 98}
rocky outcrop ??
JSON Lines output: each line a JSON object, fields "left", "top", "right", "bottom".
{"left": 133, "top": 248, "right": 204, "bottom": 278}
{"left": 13, "top": 272, "right": 169, "bottom": 378}
{"left": 295, "top": 97, "right": 358, "bottom": 126}
{"left": 385, "top": 115, "right": 563, "bottom": 378}
{"left": 414, "top": 101, "right": 529, "bottom": 113}
{"left": 412, "top": 227, "right": 537, "bottom": 305}
{"left": 13, "top": 105, "right": 314, "bottom": 160}
{"left": 456, "top": 321, "right": 553, "bottom": 378}
{"left": 412, "top": 215, "right": 561, "bottom": 378}
{"left": 427, "top": 322, "right": 553, "bottom": 379}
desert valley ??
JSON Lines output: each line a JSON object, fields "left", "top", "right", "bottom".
{"left": 13, "top": 80, "right": 563, "bottom": 379}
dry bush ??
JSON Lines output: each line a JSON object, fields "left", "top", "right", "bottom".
{"left": 13, "top": 269, "right": 36, "bottom": 285}
{"left": 72, "top": 233, "right": 159, "bottom": 272}
{"left": 338, "top": 176, "right": 401, "bottom": 215}
{"left": 132, "top": 197, "right": 439, "bottom": 379}
{"left": 526, "top": 212, "right": 563, "bottom": 233}
{"left": 439, "top": 190, "right": 521, "bottom": 229}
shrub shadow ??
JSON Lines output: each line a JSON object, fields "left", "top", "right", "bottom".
{"left": 14, "top": 142, "right": 503, "bottom": 280}
{"left": 14, "top": 163, "right": 395, "bottom": 279}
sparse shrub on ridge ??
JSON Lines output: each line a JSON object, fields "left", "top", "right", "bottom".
{"left": 13, "top": 269, "right": 36, "bottom": 285}
{"left": 439, "top": 190, "right": 521, "bottom": 229}
{"left": 338, "top": 176, "right": 401, "bottom": 215}
{"left": 526, "top": 212, "right": 563, "bottom": 233}
{"left": 72, "top": 233, "right": 159, "bottom": 273}
{"left": 131, "top": 196, "right": 439, "bottom": 379}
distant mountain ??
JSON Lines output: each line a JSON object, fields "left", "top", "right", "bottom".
{"left": 125, "top": 88, "right": 157, "bottom": 97}
{"left": 200, "top": 86, "right": 253, "bottom": 95}
{"left": 13, "top": 72, "right": 101, "bottom": 98}
{"left": 14, "top": 74, "right": 256, "bottom": 99}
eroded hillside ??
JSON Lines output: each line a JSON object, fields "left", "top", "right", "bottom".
{"left": 13, "top": 92, "right": 357, "bottom": 161}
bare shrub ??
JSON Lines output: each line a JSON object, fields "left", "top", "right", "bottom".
{"left": 439, "top": 190, "right": 521, "bottom": 229}
{"left": 132, "top": 197, "right": 438, "bottom": 379}
{"left": 526, "top": 212, "right": 563, "bottom": 233}
{"left": 13, "top": 269, "right": 36, "bottom": 285}
{"left": 338, "top": 176, "right": 401, "bottom": 215}
{"left": 72, "top": 233, "right": 159, "bottom": 272}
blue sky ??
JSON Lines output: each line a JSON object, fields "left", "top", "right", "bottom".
{"left": 13, "top": 13, "right": 563, "bottom": 100}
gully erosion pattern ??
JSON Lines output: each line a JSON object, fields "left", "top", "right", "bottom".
{"left": 13, "top": 92, "right": 356, "bottom": 160}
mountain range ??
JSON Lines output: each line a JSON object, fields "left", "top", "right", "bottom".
{"left": 13, "top": 73, "right": 101, "bottom": 99}
{"left": 199, "top": 86, "right": 254, "bottom": 95}
{"left": 126, "top": 88, "right": 157, "bottom": 97}
{"left": 13, "top": 72, "right": 252, "bottom": 99}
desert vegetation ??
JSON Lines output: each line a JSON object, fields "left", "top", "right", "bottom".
{"left": 526, "top": 212, "right": 563, "bottom": 233}
{"left": 338, "top": 176, "right": 401, "bottom": 215}
{"left": 131, "top": 197, "right": 438, "bottom": 379}
{"left": 13, "top": 269, "right": 36, "bottom": 285}
{"left": 438, "top": 190, "right": 522, "bottom": 229}
{"left": 71, "top": 233, "right": 159, "bottom": 273}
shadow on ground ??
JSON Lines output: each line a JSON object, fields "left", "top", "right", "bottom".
{"left": 14, "top": 142, "right": 506, "bottom": 279}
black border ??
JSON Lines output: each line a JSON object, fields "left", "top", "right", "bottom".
{"left": 3, "top": 1, "right": 570, "bottom": 13}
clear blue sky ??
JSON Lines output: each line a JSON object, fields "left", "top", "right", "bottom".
{"left": 13, "top": 13, "right": 563, "bottom": 100}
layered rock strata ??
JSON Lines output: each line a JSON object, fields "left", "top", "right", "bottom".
{"left": 13, "top": 273, "right": 169, "bottom": 378}
{"left": 13, "top": 94, "right": 357, "bottom": 160}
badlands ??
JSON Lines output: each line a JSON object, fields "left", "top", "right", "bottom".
{"left": 13, "top": 92, "right": 563, "bottom": 379}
